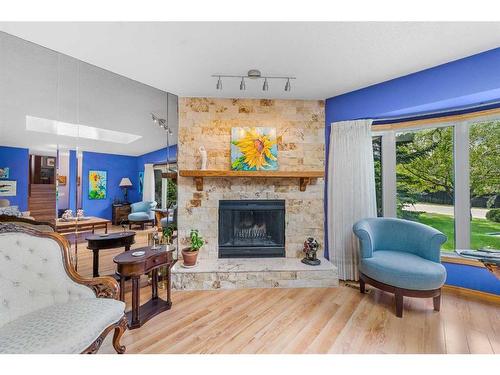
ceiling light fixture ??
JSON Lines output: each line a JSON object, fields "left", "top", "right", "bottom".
{"left": 151, "top": 113, "right": 166, "bottom": 129}
{"left": 284, "top": 78, "right": 291, "bottom": 92}
{"left": 213, "top": 69, "right": 295, "bottom": 92}
{"left": 263, "top": 78, "right": 269, "bottom": 91}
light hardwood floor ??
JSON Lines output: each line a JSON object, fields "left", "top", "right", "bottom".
{"left": 69, "top": 226, "right": 500, "bottom": 354}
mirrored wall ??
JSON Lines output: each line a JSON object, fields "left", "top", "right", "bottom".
{"left": 0, "top": 31, "right": 178, "bottom": 277}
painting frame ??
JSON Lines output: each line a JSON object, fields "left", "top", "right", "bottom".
{"left": 88, "top": 170, "right": 107, "bottom": 200}
{"left": 57, "top": 175, "right": 67, "bottom": 186}
{"left": 0, "top": 167, "right": 9, "bottom": 179}
{"left": 0, "top": 180, "right": 17, "bottom": 196}
{"left": 138, "top": 171, "right": 144, "bottom": 195}
{"left": 231, "top": 127, "right": 278, "bottom": 171}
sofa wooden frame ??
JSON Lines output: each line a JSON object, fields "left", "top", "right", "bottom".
{"left": 0, "top": 223, "right": 127, "bottom": 354}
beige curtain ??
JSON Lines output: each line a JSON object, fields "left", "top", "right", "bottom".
{"left": 327, "top": 119, "right": 377, "bottom": 280}
{"left": 142, "top": 163, "right": 155, "bottom": 202}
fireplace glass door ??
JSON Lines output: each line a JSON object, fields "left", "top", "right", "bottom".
{"left": 219, "top": 200, "right": 285, "bottom": 258}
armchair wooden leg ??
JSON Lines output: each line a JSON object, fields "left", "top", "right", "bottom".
{"left": 433, "top": 293, "right": 441, "bottom": 312}
{"left": 359, "top": 278, "right": 366, "bottom": 294}
{"left": 395, "top": 290, "right": 404, "bottom": 318}
{"left": 112, "top": 316, "right": 128, "bottom": 354}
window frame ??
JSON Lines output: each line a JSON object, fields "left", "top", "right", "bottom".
{"left": 373, "top": 112, "right": 499, "bottom": 255}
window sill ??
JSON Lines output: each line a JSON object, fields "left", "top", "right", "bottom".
{"left": 441, "top": 253, "right": 485, "bottom": 268}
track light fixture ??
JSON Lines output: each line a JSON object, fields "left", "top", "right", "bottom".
{"left": 212, "top": 69, "right": 295, "bottom": 92}
{"left": 284, "top": 78, "right": 291, "bottom": 92}
{"left": 151, "top": 113, "right": 169, "bottom": 131}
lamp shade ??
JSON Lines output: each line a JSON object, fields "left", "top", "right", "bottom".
{"left": 119, "top": 177, "right": 132, "bottom": 187}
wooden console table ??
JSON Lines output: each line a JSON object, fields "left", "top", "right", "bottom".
{"left": 114, "top": 246, "right": 175, "bottom": 329}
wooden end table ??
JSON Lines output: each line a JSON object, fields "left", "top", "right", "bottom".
{"left": 86, "top": 231, "right": 136, "bottom": 277}
{"left": 113, "top": 246, "right": 175, "bottom": 329}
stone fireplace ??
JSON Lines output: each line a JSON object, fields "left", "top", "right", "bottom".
{"left": 172, "top": 98, "right": 338, "bottom": 290}
{"left": 219, "top": 200, "right": 285, "bottom": 258}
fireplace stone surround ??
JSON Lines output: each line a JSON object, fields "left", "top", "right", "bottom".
{"left": 172, "top": 98, "right": 338, "bottom": 290}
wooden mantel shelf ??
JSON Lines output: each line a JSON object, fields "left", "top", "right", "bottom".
{"left": 179, "top": 170, "right": 325, "bottom": 192}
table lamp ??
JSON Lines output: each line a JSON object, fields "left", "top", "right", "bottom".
{"left": 119, "top": 177, "right": 133, "bottom": 203}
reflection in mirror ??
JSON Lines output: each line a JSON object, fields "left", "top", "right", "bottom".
{"left": 1, "top": 31, "right": 179, "bottom": 281}
{"left": 0, "top": 32, "right": 70, "bottom": 228}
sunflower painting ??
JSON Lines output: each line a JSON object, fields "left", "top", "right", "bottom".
{"left": 88, "top": 170, "right": 107, "bottom": 200}
{"left": 231, "top": 127, "right": 278, "bottom": 171}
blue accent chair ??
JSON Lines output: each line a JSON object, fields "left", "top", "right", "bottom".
{"left": 128, "top": 201, "right": 157, "bottom": 230}
{"left": 353, "top": 217, "right": 447, "bottom": 317}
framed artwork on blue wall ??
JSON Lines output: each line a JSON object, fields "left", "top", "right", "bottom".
{"left": 139, "top": 171, "right": 144, "bottom": 194}
{"left": 0, "top": 180, "right": 16, "bottom": 196}
{"left": 0, "top": 167, "right": 9, "bottom": 179}
{"left": 88, "top": 170, "right": 107, "bottom": 200}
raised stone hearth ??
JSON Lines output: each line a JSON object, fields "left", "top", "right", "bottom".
{"left": 171, "top": 257, "right": 338, "bottom": 290}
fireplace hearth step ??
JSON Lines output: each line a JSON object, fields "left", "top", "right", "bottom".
{"left": 171, "top": 257, "right": 338, "bottom": 291}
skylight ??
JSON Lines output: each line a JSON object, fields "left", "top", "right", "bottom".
{"left": 25, "top": 116, "right": 142, "bottom": 144}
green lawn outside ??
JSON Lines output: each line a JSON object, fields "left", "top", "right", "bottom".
{"left": 416, "top": 213, "right": 500, "bottom": 252}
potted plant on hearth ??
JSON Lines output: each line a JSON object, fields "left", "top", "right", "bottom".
{"left": 182, "top": 229, "right": 204, "bottom": 267}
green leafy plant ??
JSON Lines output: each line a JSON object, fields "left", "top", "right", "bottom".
{"left": 167, "top": 179, "right": 177, "bottom": 208}
{"left": 162, "top": 224, "right": 175, "bottom": 244}
{"left": 486, "top": 208, "right": 500, "bottom": 223}
{"left": 188, "top": 229, "right": 204, "bottom": 252}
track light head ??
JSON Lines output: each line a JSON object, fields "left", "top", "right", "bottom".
{"left": 284, "top": 78, "right": 291, "bottom": 92}
{"left": 151, "top": 113, "right": 167, "bottom": 128}
{"left": 216, "top": 76, "right": 222, "bottom": 90}
{"left": 262, "top": 78, "right": 269, "bottom": 91}
{"left": 240, "top": 77, "right": 246, "bottom": 91}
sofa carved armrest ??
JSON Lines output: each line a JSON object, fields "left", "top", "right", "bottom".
{"left": 75, "top": 275, "right": 120, "bottom": 299}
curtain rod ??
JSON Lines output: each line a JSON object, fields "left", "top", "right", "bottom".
{"left": 371, "top": 100, "right": 500, "bottom": 125}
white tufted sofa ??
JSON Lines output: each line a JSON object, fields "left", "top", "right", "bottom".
{"left": 0, "top": 223, "right": 127, "bottom": 354}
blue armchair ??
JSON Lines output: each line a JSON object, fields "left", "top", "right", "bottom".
{"left": 353, "top": 218, "right": 447, "bottom": 317}
{"left": 128, "top": 201, "right": 157, "bottom": 230}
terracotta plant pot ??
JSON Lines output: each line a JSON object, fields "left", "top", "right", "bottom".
{"left": 182, "top": 248, "right": 199, "bottom": 267}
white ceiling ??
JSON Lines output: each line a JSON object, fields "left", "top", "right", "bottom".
{"left": 1, "top": 22, "right": 500, "bottom": 100}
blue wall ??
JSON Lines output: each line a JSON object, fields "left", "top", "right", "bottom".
{"left": 81, "top": 151, "right": 141, "bottom": 220}
{"left": 0, "top": 146, "right": 29, "bottom": 211}
{"left": 443, "top": 262, "right": 500, "bottom": 295}
{"left": 80, "top": 145, "right": 177, "bottom": 220}
{"left": 325, "top": 47, "right": 500, "bottom": 124}
{"left": 325, "top": 47, "right": 500, "bottom": 294}
{"left": 137, "top": 144, "right": 177, "bottom": 171}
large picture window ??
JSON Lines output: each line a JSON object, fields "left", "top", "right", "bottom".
{"left": 376, "top": 117, "right": 499, "bottom": 253}
{"left": 396, "top": 126, "right": 455, "bottom": 251}
{"left": 469, "top": 121, "right": 500, "bottom": 251}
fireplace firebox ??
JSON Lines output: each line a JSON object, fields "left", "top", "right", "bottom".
{"left": 218, "top": 200, "right": 285, "bottom": 258}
